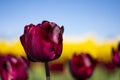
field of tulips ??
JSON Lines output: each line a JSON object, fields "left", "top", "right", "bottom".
{"left": 0, "top": 0, "right": 120, "bottom": 79}
{"left": 0, "top": 38, "right": 120, "bottom": 80}
{"left": 0, "top": 21, "right": 120, "bottom": 80}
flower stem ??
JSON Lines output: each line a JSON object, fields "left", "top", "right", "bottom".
{"left": 45, "top": 62, "right": 50, "bottom": 80}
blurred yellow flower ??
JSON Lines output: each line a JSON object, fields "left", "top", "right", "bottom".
{"left": 0, "top": 40, "right": 26, "bottom": 57}
{"left": 0, "top": 38, "right": 118, "bottom": 62}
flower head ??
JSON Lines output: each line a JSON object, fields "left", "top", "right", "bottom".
{"left": 0, "top": 55, "right": 29, "bottom": 80}
{"left": 20, "top": 21, "right": 64, "bottom": 62}
{"left": 112, "top": 42, "right": 120, "bottom": 67}
{"left": 49, "top": 62, "right": 64, "bottom": 73}
{"left": 69, "top": 53, "right": 96, "bottom": 80}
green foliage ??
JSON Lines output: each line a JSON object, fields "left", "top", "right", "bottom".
{"left": 28, "top": 64, "right": 120, "bottom": 80}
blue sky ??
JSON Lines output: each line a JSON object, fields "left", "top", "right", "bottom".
{"left": 0, "top": 0, "right": 120, "bottom": 40}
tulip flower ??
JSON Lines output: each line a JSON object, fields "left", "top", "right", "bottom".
{"left": 69, "top": 53, "right": 96, "bottom": 80}
{"left": 49, "top": 62, "right": 64, "bottom": 73}
{"left": 20, "top": 20, "right": 64, "bottom": 62}
{"left": 97, "top": 61, "right": 116, "bottom": 72}
{"left": 0, "top": 55, "right": 29, "bottom": 80}
{"left": 20, "top": 20, "right": 64, "bottom": 80}
{"left": 112, "top": 42, "right": 120, "bottom": 67}
{"left": 97, "top": 42, "right": 120, "bottom": 73}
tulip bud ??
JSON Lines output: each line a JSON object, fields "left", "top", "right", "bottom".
{"left": 20, "top": 21, "right": 64, "bottom": 62}
{"left": 0, "top": 55, "right": 29, "bottom": 80}
{"left": 69, "top": 53, "right": 96, "bottom": 80}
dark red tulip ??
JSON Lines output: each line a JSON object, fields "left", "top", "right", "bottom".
{"left": 9, "top": 57, "right": 29, "bottom": 80}
{"left": 104, "top": 62, "right": 116, "bottom": 70}
{"left": 20, "top": 20, "right": 64, "bottom": 62}
{"left": 69, "top": 53, "right": 96, "bottom": 80}
{"left": 49, "top": 62, "right": 64, "bottom": 73}
{"left": 0, "top": 55, "right": 29, "bottom": 80}
{"left": 112, "top": 42, "right": 120, "bottom": 67}
{"left": 97, "top": 60, "right": 116, "bottom": 72}
{"left": 0, "top": 55, "right": 14, "bottom": 80}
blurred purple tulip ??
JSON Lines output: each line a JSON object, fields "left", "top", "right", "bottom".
{"left": 112, "top": 42, "right": 120, "bottom": 67}
{"left": 0, "top": 69, "right": 9, "bottom": 80}
{"left": 96, "top": 43, "right": 120, "bottom": 72}
{"left": 97, "top": 60, "right": 116, "bottom": 72}
{"left": 0, "top": 55, "right": 29, "bottom": 80}
{"left": 49, "top": 62, "right": 64, "bottom": 73}
{"left": 20, "top": 21, "right": 64, "bottom": 62}
{"left": 69, "top": 53, "right": 96, "bottom": 80}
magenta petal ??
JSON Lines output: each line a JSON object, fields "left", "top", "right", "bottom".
{"left": 0, "top": 69, "right": 9, "bottom": 80}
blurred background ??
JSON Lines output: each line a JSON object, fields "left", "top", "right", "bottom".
{"left": 0, "top": 0, "right": 120, "bottom": 80}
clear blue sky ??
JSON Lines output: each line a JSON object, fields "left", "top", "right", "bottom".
{"left": 0, "top": 0, "right": 120, "bottom": 40}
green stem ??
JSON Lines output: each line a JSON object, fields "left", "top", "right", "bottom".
{"left": 45, "top": 62, "right": 50, "bottom": 80}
